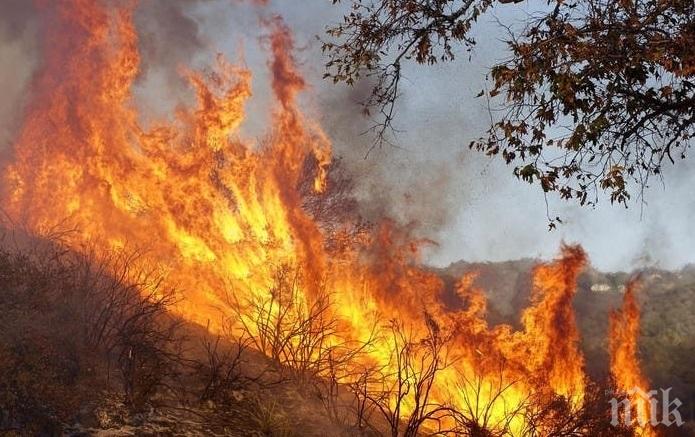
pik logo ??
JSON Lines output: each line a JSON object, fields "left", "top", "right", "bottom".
{"left": 609, "top": 387, "right": 684, "bottom": 428}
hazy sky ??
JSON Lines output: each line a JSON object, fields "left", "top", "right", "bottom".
{"left": 1, "top": 0, "right": 694, "bottom": 272}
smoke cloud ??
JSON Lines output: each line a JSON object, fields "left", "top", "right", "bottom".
{"left": 0, "top": 0, "right": 38, "bottom": 151}
{"left": 132, "top": 0, "right": 212, "bottom": 120}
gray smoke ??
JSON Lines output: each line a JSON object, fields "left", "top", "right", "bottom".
{"left": 0, "top": 0, "right": 38, "bottom": 151}
{"left": 132, "top": 0, "right": 213, "bottom": 120}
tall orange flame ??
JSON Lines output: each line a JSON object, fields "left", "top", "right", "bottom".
{"left": 610, "top": 280, "right": 657, "bottom": 437}
{"left": 518, "top": 245, "right": 586, "bottom": 401}
{"left": 2, "top": 1, "right": 331, "bottom": 322}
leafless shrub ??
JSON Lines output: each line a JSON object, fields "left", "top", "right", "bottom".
{"left": 0, "top": 234, "right": 186, "bottom": 431}
{"left": 517, "top": 382, "right": 635, "bottom": 437}
{"left": 314, "top": 322, "right": 380, "bottom": 430}
{"left": 342, "top": 363, "right": 388, "bottom": 435}
{"left": 194, "top": 320, "right": 259, "bottom": 405}
{"left": 64, "top": 246, "right": 184, "bottom": 411}
{"left": 231, "top": 265, "right": 345, "bottom": 386}
{"left": 441, "top": 368, "right": 635, "bottom": 436}
{"left": 230, "top": 264, "right": 385, "bottom": 432}
{"left": 247, "top": 395, "right": 296, "bottom": 437}
{"left": 444, "top": 363, "right": 526, "bottom": 437}
{"left": 362, "top": 316, "right": 454, "bottom": 437}
{"left": 0, "top": 250, "right": 90, "bottom": 433}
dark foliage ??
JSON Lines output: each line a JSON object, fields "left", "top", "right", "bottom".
{"left": 324, "top": 0, "right": 695, "bottom": 216}
{"left": 474, "top": 0, "right": 695, "bottom": 218}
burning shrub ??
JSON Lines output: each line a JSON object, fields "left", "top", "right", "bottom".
{"left": 232, "top": 265, "right": 341, "bottom": 385}
{"left": 350, "top": 317, "right": 454, "bottom": 437}
{"left": 446, "top": 364, "right": 527, "bottom": 437}
{"left": 518, "top": 383, "right": 635, "bottom": 437}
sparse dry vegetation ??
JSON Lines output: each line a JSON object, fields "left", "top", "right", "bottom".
{"left": 0, "top": 234, "right": 183, "bottom": 433}
{"left": 360, "top": 317, "right": 453, "bottom": 437}
{"left": 0, "top": 231, "right": 692, "bottom": 435}
{"left": 231, "top": 266, "right": 340, "bottom": 385}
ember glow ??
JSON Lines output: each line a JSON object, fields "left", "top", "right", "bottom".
{"left": 0, "top": 1, "right": 656, "bottom": 435}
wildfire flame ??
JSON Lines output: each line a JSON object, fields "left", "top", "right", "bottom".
{"left": 0, "top": 1, "right": 655, "bottom": 435}
{"left": 610, "top": 280, "right": 657, "bottom": 437}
